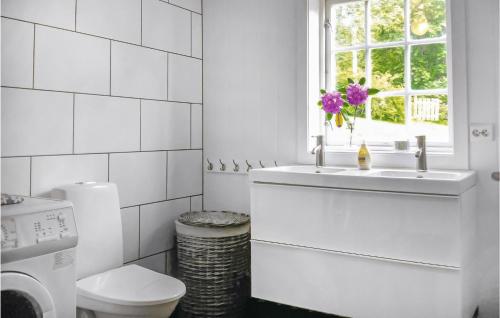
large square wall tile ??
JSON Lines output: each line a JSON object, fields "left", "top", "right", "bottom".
{"left": 34, "top": 26, "right": 110, "bottom": 94}
{"left": 1, "top": 18, "right": 34, "bottom": 88}
{"left": 121, "top": 206, "right": 140, "bottom": 263}
{"left": 2, "top": 0, "right": 76, "bottom": 30}
{"left": 190, "top": 195, "right": 203, "bottom": 211}
{"left": 1, "top": 88, "right": 73, "bottom": 157}
{"left": 111, "top": 42, "right": 168, "bottom": 100}
{"left": 76, "top": 0, "right": 141, "bottom": 44}
{"left": 170, "top": 0, "right": 202, "bottom": 14}
{"left": 139, "top": 198, "right": 190, "bottom": 257}
{"left": 132, "top": 252, "right": 166, "bottom": 274}
{"left": 168, "top": 54, "right": 202, "bottom": 103}
{"left": 31, "top": 154, "right": 108, "bottom": 196}
{"left": 142, "top": 0, "right": 191, "bottom": 55}
{"left": 167, "top": 150, "right": 202, "bottom": 199}
{"left": 191, "top": 13, "right": 202, "bottom": 58}
{"left": 191, "top": 104, "right": 202, "bottom": 148}
{"left": 109, "top": 151, "right": 167, "bottom": 207}
{"left": 141, "top": 100, "right": 190, "bottom": 151}
{"left": 1, "top": 157, "right": 31, "bottom": 196}
{"left": 74, "top": 95, "right": 140, "bottom": 153}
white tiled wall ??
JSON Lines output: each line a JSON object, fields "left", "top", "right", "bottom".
{"left": 110, "top": 42, "right": 168, "bottom": 100}
{"left": 1, "top": 0, "right": 203, "bottom": 273}
{"left": 141, "top": 101, "right": 191, "bottom": 151}
{"left": 1, "top": 18, "right": 34, "bottom": 88}
{"left": 142, "top": 0, "right": 191, "bottom": 55}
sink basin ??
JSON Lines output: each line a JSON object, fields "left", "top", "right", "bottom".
{"left": 368, "top": 170, "right": 463, "bottom": 180}
{"left": 265, "top": 166, "right": 345, "bottom": 174}
{"left": 250, "top": 166, "right": 476, "bottom": 195}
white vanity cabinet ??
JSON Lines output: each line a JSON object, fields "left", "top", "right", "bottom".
{"left": 249, "top": 166, "right": 477, "bottom": 318}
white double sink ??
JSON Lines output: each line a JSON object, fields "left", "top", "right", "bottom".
{"left": 250, "top": 165, "right": 476, "bottom": 195}
{"left": 249, "top": 165, "right": 478, "bottom": 317}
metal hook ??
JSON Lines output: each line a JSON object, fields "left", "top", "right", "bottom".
{"left": 206, "top": 158, "right": 213, "bottom": 171}
{"left": 232, "top": 160, "right": 240, "bottom": 173}
{"left": 259, "top": 160, "right": 265, "bottom": 168}
{"left": 274, "top": 161, "right": 278, "bottom": 167}
{"left": 219, "top": 159, "right": 226, "bottom": 171}
{"left": 245, "top": 160, "right": 253, "bottom": 173}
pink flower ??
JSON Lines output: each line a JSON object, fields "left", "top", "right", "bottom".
{"left": 346, "top": 83, "right": 369, "bottom": 106}
{"left": 321, "top": 92, "right": 344, "bottom": 114}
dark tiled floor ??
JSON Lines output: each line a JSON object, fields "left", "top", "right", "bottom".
{"left": 173, "top": 298, "right": 343, "bottom": 318}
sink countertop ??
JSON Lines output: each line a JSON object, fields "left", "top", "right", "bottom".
{"left": 249, "top": 166, "right": 476, "bottom": 196}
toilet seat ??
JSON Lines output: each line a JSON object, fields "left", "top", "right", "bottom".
{"left": 77, "top": 264, "right": 185, "bottom": 311}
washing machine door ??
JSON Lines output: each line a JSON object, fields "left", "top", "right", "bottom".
{"left": 1, "top": 272, "right": 56, "bottom": 318}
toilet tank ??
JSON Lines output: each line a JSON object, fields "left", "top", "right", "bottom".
{"left": 51, "top": 182, "right": 123, "bottom": 280}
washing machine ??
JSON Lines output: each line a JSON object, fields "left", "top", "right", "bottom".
{"left": 1, "top": 196, "right": 78, "bottom": 317}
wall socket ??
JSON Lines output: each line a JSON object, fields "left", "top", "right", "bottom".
{"left": 470, "top": 123, "right": 494, "bottom": 142}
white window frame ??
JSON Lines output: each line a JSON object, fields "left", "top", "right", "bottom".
{"left": 298, "top": 0, "right": 469, "bottom": 170}
{"left": 325, "top": 0, "right": 451, "bottom": 149}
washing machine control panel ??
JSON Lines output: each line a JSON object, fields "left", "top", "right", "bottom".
{"left": 1, "top": 198, "right": 77, "bottom": 263}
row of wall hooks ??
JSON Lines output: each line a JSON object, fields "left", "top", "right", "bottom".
{"left": 206, "top": 158, "right": 279, "bottom": 174}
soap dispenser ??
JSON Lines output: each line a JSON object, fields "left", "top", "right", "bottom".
{"left": 358, "top": 141, "right": 371, "bottom": 170}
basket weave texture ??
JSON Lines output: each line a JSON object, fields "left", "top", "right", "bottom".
{"left": 176, "top": 211, "right": 250, "bottom": 318}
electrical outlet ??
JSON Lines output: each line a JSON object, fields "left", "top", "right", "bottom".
{"left": 470, "top": 124, "right": 494, "bottom": 142}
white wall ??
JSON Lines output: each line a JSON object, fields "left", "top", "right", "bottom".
{"left": 465, "top": 0, "right": 499, "bottom": 316}
{"left": 203, "top": 0, "right": 304, "bottom": 212}
{"left": 204, "top": 0, "right": 499, "bottom": 316}
{"left": 1, "top": 0, "right": 204, "bottom": 275}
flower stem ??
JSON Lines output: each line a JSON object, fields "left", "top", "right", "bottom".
{"left": 349, "top": 107, "right": 359, "bottom": 147}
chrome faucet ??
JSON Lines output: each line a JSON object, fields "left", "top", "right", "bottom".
{"left": 311, "top": 135, "right": 325, "bottom": 167}
{"left": 415, "top": 135, "right": 427, "bottom": 172}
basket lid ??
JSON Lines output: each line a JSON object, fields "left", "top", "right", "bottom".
{"left": 178, "top": 211, "right": 250, "bottom": 228}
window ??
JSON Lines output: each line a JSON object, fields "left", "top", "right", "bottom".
{"left": 324, "top": 0, "right": 450, "bottom": 149}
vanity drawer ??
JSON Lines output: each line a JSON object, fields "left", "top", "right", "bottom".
{"left": 251, "top": 240, "right": 468, "bottom": 318}
{"left": 251, "top": 183, "right": 462, "bottom": 267}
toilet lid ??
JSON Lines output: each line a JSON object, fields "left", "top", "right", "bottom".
{"left": 77, "top": 265, "right": 186, "bottom": 306}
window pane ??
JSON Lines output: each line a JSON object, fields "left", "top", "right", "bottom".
{"left": 370, "top": 0, "right": 404, "bottom": 43}
{"left": 371, "top": 47, "right": 404, "bottom": 91}
{"left": 371, "top": 96, "right": 406, "bottom": 124}
{"left": 410, "top": 0, "right": 446, "bottom": 39}
{"left": 335, "top": 50, "right": 366, "bottom": 88}
{"left": 411, "top": 43, "right": 447, "bottom": 90}
{"left": 333, "top": 1, "right": 365, "bottom": 47}
{"left": 410, "top": 95, "right": 449, "bottom": 142}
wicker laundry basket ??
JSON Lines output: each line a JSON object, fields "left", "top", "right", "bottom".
{"left": 176, "top": 211, "right": 251, "bottom": 318}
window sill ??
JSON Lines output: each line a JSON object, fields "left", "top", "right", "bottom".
{"left": 298, "top": 146, "right": 461, "bottom": 170}
{"left": 325, "top": 145, "right": 454, "bottom": 156}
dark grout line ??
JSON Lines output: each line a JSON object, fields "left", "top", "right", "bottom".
{"left": 166, "top": 150, "right": 169, "bottom": 200}
{"left": 140, "top": 0, "right": 143, "bottom": 46}
{"left": 109, "top": 40, "right": 112, "bottom": 95}
{"left": 29, "top": 157, "right": 33, "bottom": 196}
{"left": 74, "top": 0, "right": 78, "bottom": 31}
{"left": 1, "top": 149, "right": 203, "bottom": 159}
{"left": 107, "top": 153, "right": 110, "bottom": 182}
{"left": 139, "top": 100, "right": 142, "bottom": 151}
{"left": 1, "top": 16, "right": 203, "bottom": 61}
{"left": 124, "top": 249, "right": 172, "bottom": 265}
{"left": 190, "top": 12, "right": 193, "bottom": 57}
{"left": 166, "top": 52, "right": 169, "bottom": 101}
{"left": 138, "top": 205, "right": 141, "bottom": 258}
{"left": 190, "top": 104, "right": 193, "bottom": 148}
{"left": 1, "top": 85, "right": 199, "bottom": 104}
{"left": 158, "top": 0, "right": 202, "bottom": 15}
{"left": 120, "top": 195, "right": 196, "bottom": 210}
{"left": 72, "top": 94, "right": 75, "bottom": 154}
{"left": 32, "top": 24, "right": 35, "bottom": 88}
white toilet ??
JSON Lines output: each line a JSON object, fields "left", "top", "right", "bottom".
{"left": 51, "top": 182, "right": 186, "bottom": 318}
